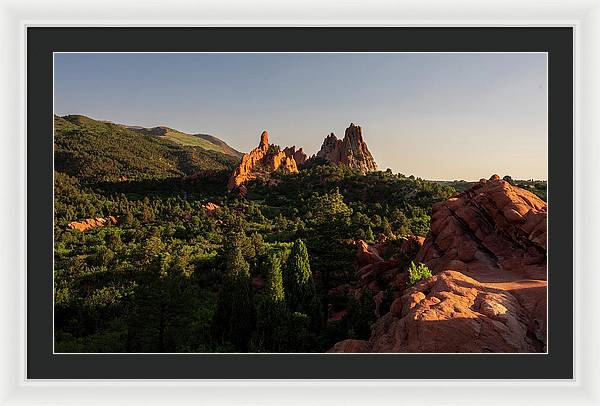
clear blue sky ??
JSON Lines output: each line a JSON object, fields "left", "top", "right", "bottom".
{"left": 54, "top": 52, "right": 547, "bottom": 180}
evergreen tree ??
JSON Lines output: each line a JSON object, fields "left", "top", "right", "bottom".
{"left": 212, "top": 243, "right": 255, "bottom": 351}
{"left": 365, "top": 225, "right": 375, "bottom": 243}
{"left": 382, "top": 217, "right": 394, "bottom": 239}
{"left": 252, "top": 254, "right": 288, "bottom": 352}
{"left": 283, "top": 239, "right": 314, "bottom": 312}
{"left": 264, "top": 254, "right": 285, "bottom": 303}
{"left": 346, "top": 289, "right": 375, "bottom": 339}
{"left": 283, "top": 239, "right": 322, "bottom": 331}
{"left": 304, "top": 189, "right": 354, "bottom": 291}
{"left": 127, "top": 251, "right": 196, "bottom": 352}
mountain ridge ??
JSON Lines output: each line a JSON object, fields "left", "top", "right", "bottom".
{"left": 54, "top": 114, "right": 239, "bottom": 182}
{"left": 59, "top": 114, "right": 243, "bottom": 158}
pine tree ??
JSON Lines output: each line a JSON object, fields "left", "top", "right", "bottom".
{"left": 305, "top": 189, "right": 354, "bottom": 291}
{"left": 347, "top": 288, "right": 375, "bottom": 339}
{"left": 212, "top": 244, "right": 255, "bottom": 351}
{"left": 283, "top": 239, "right": 322, "bottom": 332}
{"left": 127, "top": 251, "right": 196, "bottom": 352}
{"left": 253, "top": 254, "right": 288, "bottom": 352}
{"left": 365, "top": 225, "right": 375, "bottom": 243}
{"left": 264, "top": 254, "right": 285, "bottom": 303}
{"left": 283, "top": 239, "right": 314, "bottom": 312}
{"left": 382, "top": 217, "right": 394, "bottom": 239}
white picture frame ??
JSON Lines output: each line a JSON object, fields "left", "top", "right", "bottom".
{"left": 1, "top": 0, "right": 598, "bottom": 404}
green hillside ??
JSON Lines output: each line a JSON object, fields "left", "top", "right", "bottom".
{"left": 122, "top": 125, "right": 243, "bottom": 158}
{"left": 54, "top": 115, "right": 239, "bottom": 183}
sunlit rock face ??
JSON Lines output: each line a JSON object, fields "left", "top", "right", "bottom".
{"left": 316, "top": 123, "right": 378, "bottom": 173}
{"left": 329, "top": 176, "right": 547, "bottom": 353}
{"left": 67, "top": 216, "right": 118, "bottom": 232}
{"left": 227, "top": 131, "right": 299, "bottom": 191}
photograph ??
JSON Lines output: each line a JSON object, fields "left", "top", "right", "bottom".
{"left": 52, "top": 52, "right": 548, "bottom": 354}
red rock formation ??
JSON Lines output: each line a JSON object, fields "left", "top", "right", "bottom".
{"left": 283, "top": 146, "right": 308, "bottom": 166}
{"left": 329, "top": 176, "right": 547, "bottom": 353}
{"left": 227, "top": 131, "right": 300, "bottom": 191}
{"left": 354, "top": 235, "right": 425, "bottom": 297}
{"left": 416, "top": 174, "right": 547, "bottom": 280}
{"left": 366, "top": 270, "right": 546, "bottom": 352}
{"left": 227, "top": 131, "right": 270, "bottom": 190}
{"left": 355, "top": 240, "right": 383, "bottom": 268}
{"left": 67, "top": 216, "right": 118, "bottom": 232}
{"left": 316, "top": 123, "right": 378, "bottom": 172}
{"left": 202, "top": 202, "right": 220, "bottom": 213}
{"left": 265, "top": 150, "right": 298, "bottom": 173}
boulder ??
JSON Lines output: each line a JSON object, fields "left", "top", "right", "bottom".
{"left": 67, "top": 216, "right": 118, "bottom": 232}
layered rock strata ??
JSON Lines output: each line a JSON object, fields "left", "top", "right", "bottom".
{"left": 329, "top": 175, "right": 547, "bottom": 353}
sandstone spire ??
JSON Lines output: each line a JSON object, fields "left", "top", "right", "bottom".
{"left": 259, "top": 131, "right": 269, "bottom": 151}
{"left": 316, "top": 123, "right": 378, "bottom": 172}
{"left": 227, "top": 130, "right": 299, "bottom": 191}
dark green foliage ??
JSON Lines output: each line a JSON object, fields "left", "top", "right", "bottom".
{"left": 264, "top": 254, "right": 285, "bottom": 303}
{"left": 127, "top": 251, "right": 198, "bottom": 352}
{"left": 502, "top": 175, "right": 514, "bottom": 185}
{"left": 252, "top": 254, "right": 288, "bottom": 352}
{"left": 365, "top": 226, "right": 375, "bottom": 243}
{"left": 286, "top": 312, "right": 319, "bottom": 352}
{"left": 318, "top": 289, "right": 375, "bottom": 349}
{"left": 55, "top": 115, "right": 238, "bottom": 183}
{"left": 346, "top": 289, "right": 375, "bottom": 339}
{"left": 283, "top": 240, "right": 315, "bottom": 312}
{"left": 212, "top": 243, "right": 255, "bottom": 351}
{"left": 267, "top": 144, "right": 281, "bottom": 156}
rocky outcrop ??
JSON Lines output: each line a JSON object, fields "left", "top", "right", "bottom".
{"left": 316, "top": 123, "right": 378, "bottom": 172}
{"left": 367, "top": 269, "right": 546, "bottom": 352}
{"left": 283, "top": 146, "right": 308, "bottom": 166}
{"left": 227, "top": 131, "right": 299, "bottom": 191}
{"left": 415, "top": 174, "right": 547, "bottom": 280}
{"left": 67, "top": 216, "right": 118, "bottom": 232}
{"left": 202, "top": 202, "right": 220, "bottom": 213}
{"left": 356, "top": 240, "right": 383, "bottom": 268}
{"left": 354, "top": 236, "right": 425, "bottom": 295}
{"left": 329, "top": 175, "right": 547, "bottom": 353}
{"left": 265, "top": 149, "right": 298, "bottom": 173}
{"left": 325, "top": 235, "right": 424, "bottom": 322}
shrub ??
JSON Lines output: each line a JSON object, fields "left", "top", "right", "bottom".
{"left": 406, "top": 261, "right": 432, "bottom": 287}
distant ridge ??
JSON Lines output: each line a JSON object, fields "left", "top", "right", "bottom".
{"left": 54, "top": 114, "right": 239, "bottom": 182}
{"left": 93, "top": 117, "right": 243, "bottom": 158}
{"left": 121, "top": 124, "right": 243, "bottom": 158}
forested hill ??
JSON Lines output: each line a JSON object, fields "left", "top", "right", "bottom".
{"left": 54, "top": 115, "right": 240, "bottom": 183}
{"left": 120, "top": 124, "right": 243, "bottom": 159}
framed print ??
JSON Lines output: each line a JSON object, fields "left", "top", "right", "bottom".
{"left": 1, "top": 0, "right": 599, "bottom": 404}
{"left": 26, "top": 26, "right": 571, "bottom": 379}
